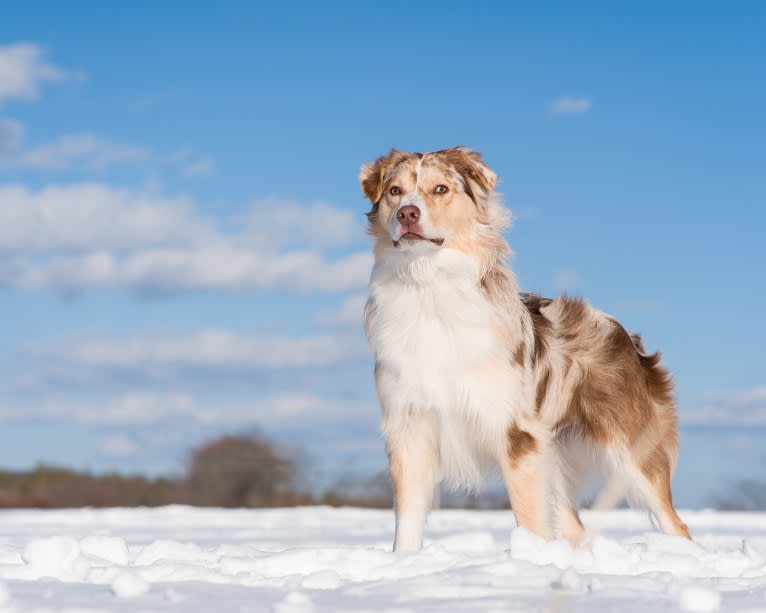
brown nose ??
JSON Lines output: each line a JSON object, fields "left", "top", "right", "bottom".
{"left": 396, "top": 205, "right": 420, "bottom": 225}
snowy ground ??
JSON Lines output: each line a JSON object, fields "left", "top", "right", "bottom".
{"left": 0, "top": 506, "right": 764, "bottom": 612}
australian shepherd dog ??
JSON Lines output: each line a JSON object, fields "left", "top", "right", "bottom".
{"left": 360, "top": 147, "right": 690, "bottom": 552}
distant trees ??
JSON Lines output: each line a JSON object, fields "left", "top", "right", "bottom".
{"left": 0, "top": 466, "right": 183, "bottom": 508}
{"left": 186, "top": 434, "right": 311, "bottom": 507}
{"left": 0, "top": 433, "right": 311, "bottom": 509}
{"left": 321, "top": 470, "right": 394, "bottom": 508}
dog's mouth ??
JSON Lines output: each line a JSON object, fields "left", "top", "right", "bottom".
{"left": 393, "top": 232, "right": 445, "bottom": 248}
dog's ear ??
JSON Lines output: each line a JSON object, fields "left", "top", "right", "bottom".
{"left": 441, "top": 146, "right": 497, "bottom": 198}
{"left": 359, "top": 149, "right": 405, "bottom": 203}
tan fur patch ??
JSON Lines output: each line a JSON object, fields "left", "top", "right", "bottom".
{"left": 507, "top": 424, "right": 537, "bottom": 468}
{"left": 512, "top": 342, "right": 526, "bottom": 367}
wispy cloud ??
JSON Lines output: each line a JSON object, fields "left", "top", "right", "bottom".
{"left": 242, "top": 198, "right": 364, "bottom": 249}
{"left": 17, "top": 328, "right": 369, "bottom": 393}
{"left": 182, "top": 156, "right": 215, "bottom": 178}
{"left": 19, "top": 134, "right": 150, "bottom": 170}
{"left": 550, "top": 96, "right": 592, "bottom": 115}
{"left": 0, "top": 117, "right": 24, "bottom": 153}
{"left": 128, "top": 90, "right": 178, "bottom": 112}
{"left": 682, "top": 385, "right": 766, "bottom": 428}
{"left": 0, "top": 392, "right": 372, "bottom": 426}
{"left": 0, "top": 184, "right": 371, "bottom": 294}
{"left": 97, "top": 433, "right": 139, "bottom": 456}
{"left": 31, "top": 329, "right": 367, "bottom": 373}
{"left": 317, "top": 292, "right": 367, "bottom": 327}
{"left": 0, "top": 43, "right": 77, "bottom": 107}
{"left": 0, "top": 184, "right": 211, "bottom": 251}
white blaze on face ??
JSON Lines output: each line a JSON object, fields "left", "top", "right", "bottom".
{"left": 389, "top": 156, "right": 435, "bottom": 248}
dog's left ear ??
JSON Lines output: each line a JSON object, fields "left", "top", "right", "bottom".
{"left": 359, "top": 149, "right": 406, "bottom": 204}
{"left": 442, "top": 146, "right": 497, "bottom": 197}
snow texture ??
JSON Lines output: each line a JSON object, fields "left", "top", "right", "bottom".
{"left": 0, "top": 506, "right": 764, "bottom": 611}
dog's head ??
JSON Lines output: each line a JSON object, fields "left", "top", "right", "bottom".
{"left": 359, "top": 147, "right": 508, "bottom": 263}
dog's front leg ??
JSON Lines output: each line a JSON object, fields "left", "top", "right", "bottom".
{"left": 386, "top": 414, "right": 439, "bottom": 553}
{"left": 499, "top": 424, "right": 552, "bottom": 539}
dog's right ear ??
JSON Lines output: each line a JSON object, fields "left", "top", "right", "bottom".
{"left": 359, "top": 149, "right": 405, "bottom": 203}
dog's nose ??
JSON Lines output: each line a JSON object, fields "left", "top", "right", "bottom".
{"left": 397, "top": 205, "right": 420, "bottom": 225}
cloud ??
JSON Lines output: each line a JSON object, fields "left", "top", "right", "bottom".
{"left": 317, "top": 292, "right": 368, "bottom": 327}
{"left": 550, "top": 96, "right": 592, "bottom": 115}
{"left": 35, "top": 329, "right": 366, "bottom": 371}
{"left": 19, "top": 134, "right": 150, "bottom": 170}
{"left": 20, "top": 329, "right": 370, "bottom": 390}
{"left": 6, "top": 248, "right": 372, "bottom": 293}
{"left": 0, "top": 392, "right": 371, "bottom": 426}
{"left": 242, "top": 198, "right": 364, "bottom": 249}
{"left": 682, "top": 386, "right": 766, "bottom": 428}
{"left": 553, "top": 268, "right": 580, "bottom": 291}
{"left": 0, "top": 184, "right": 212, "bottom": 251}
{"left": 129, "top": 90, "right": 178, "bottom": 112}
{"left": 0, "top": 117, "right": 24, "bottom": 153}
{"left": 97, "top": 433, "right": 138, "bottom": 456}
{"left": 0, "top": 183, "right": 371, "bottom": 294}
{"left": 0, "top": 43, "right": 75, "bottom": 107}
{"left": 182, "top": 156, "right": 215, "bottom": 177}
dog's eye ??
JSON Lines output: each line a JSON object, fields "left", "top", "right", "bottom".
{"left": 434, "top": 184, "right": 449, "bottom": 195}
{"left": 389, "top": 186, "right": 401, "bottom": 196}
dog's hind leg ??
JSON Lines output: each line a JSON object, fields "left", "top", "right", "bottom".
{"left": 605, "top": 441, "right": 691, "bottom": 540}
{"left": 550, "top": 439, "right": 586, "bottom": 546}
{"left": 386, "top": 412, "right": 440, "bottom": 553}
{"left": 631, "top": 447, "right": 691, "bottom": 539}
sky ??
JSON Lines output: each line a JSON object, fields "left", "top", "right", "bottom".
{"left": 0, "top": 1, "right": 764, "bottom": 507}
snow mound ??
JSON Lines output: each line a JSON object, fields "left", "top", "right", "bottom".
{"left": 679, "top": 585, "right": 721, "bottom": 612}
{"left": 111, "top": 570, "right": 150, "bottom": 598}
{"left": 0, "top": 506, "right": 763, "bottom": 611}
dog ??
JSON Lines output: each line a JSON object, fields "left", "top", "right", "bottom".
{"left": 359, "top": 146, "right": 690, "bottom": 553}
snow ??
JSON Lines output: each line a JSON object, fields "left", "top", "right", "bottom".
{"left": 0, "top": 506, "right": 764, "bottom": 611}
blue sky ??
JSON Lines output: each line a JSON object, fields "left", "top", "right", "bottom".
{"left": 0, "top": 2, "right": 764, "bottom": 507}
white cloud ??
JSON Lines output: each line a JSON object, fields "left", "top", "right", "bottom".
{"left": 550, "top": 96, "right": 592, "bottom": 115}
{"left": 242, "top": 198, "right": 363, "bottom": 249}
{"left": 98, "top": 433, "right": 138, "bottom": 456}
{"left": 7, "top": 248, "right": 372, "bottom": 293}
{"left": 682, "top": 386, "right": 766, "bottom": 427}
{"left": 317, "top": 293, "right": 368, "bottom": 327}
{"left": 20, "top": 134, "right": 150, "bottom": 170}
{"left": 0, "top": 392, "right": 370, "bottom": 426}
{"left": 0, "top": 117, "right": 24, "bottom": 153}
{"left": 37, "top": 329, "right": 366, "bottom": 371}
{"left": 0, "top": 43, "right": 75, "bottom": 107}
{"left": 0, "top": 184, "right": 212, "bottom": 251}
{"left": 0, "top": 183, "right": 371, "bottom": 293}
{"left": 182, "top": 156, "right": 215, "bottom": 177}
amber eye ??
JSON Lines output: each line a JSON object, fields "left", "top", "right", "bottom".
{"left": 434, "top": 184, "right": 449, "bottom": 195}
{"left": 389, "top": 186, "right": 401, "bottom": 196}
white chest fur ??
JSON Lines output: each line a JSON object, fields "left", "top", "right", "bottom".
{"left": 367, "top": 250, "right": 524, "bottom": 483}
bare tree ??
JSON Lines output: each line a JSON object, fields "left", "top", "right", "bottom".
{"left": 186, "top": 434, "right": 307, "bottom": 507}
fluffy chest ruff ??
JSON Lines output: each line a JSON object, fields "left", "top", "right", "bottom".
{"left": 366, "top": 249, "right": 527, "bottom": 486}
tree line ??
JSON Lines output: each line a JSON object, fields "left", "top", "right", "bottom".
{"left": 0, "top": 432, "right": 762, "bottom": 510}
